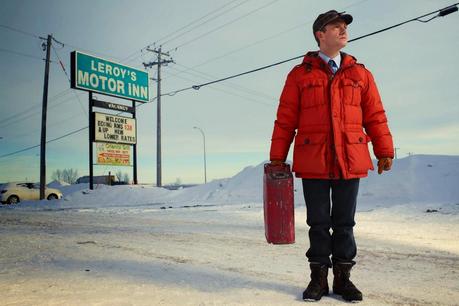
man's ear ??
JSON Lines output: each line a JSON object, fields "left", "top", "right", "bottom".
{"left": 315, "top": 31, "right": 323, "bottom": 42}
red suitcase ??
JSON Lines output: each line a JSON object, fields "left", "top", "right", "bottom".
{"left": 263, "top": 163, "right": 295, "bottom": 244}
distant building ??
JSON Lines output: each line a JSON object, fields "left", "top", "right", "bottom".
{"left": 76, "top": 175, "right": 115, "bottom": 185}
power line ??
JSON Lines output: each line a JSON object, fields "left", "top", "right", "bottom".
{"left": 0, "top": 96, "right": 152, "bottom": 158}
{"left": 165, "top": 66, "right": 275, "bottom": 107}
{"left": 166, "top": 0, "right": 280, "bottom": 53}
{"left": 0, "top": 127, "right": 88, "bottom": 159}
{"left": 122, "top": 0, "right": 369, "bottom": 67}
{"left": 174, "top": 63, "right": 277, "bottom": 100}
{"left": 160, "top": 0, "right": 251, "bottom": 46}
{"left": 51, "top": 45, "right": 88, "bottom": 117}
{"left": 0, "top": 88, "right": 72, "bottom": 124}
{"left": 122, "top": 0, "right": 249, "bottom": 63}
{"left": 0, "top": 24, "right": 41, "bottom": 39}
{"left": 0, "top": 47, "right": 54, "bottom": 63}
{"left": 169, "top": 0, "right": 371, "bottom": 74}
{"left": 0, "top": 88, "right": 72, "bottom": 123}
{"left": 121, "top": 0, "right": 248, "bottom": 64}
{"left": 0, "top": 22, "right": 125, "bottom": 63}
{"left": 2, "top": 3, "right": 457, "bottom": 159}
{"left": 0, "top": 91, "right": 77, "bottom": 128}
{"left": 61, "top": 41, "right": 123, "bottom": 62}
{"left": 163, "top": 3, "right": 459, "bottom": 94}
{"left": 0, "top": 110, "right": 84, "bottom": 140}
{"left": 168, "top": 64, "right": 277, "bottom": 103}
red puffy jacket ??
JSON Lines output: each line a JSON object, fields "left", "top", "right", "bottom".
{"left": 270, "top": 51, "right": 394, "bottom": 179}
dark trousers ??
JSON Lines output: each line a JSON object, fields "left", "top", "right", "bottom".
{"left": 302, "top": 178, "right": 360, "bottom": 268}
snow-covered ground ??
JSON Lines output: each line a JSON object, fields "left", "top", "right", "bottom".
{"left": 1, "top": 155, "right": 458, "bottom": 305}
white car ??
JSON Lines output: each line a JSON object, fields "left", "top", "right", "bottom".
{"left": 0, "top": 182, "right": 63, "bottom": 204}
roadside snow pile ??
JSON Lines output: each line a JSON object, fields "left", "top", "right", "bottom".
{"left": 46, "top": 180, "right": 87, "bottom": 196}
{"left": 7, "top": 154, "right": 459, "bottom": 212}
{"left": 170, "top": 154, "right": 459, "bottom": 210}
{"left": 47, "top": 180, "right": 70, "bottom": 188}
{"left": 359, "top": 154, "right": 459, "bottom": 209}
{"left": 13, "top": 184, "right": 174, "bottom": 210}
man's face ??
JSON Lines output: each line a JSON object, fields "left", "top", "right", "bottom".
{"left": 317, "top": 20, "right": 348, "bottom": 50}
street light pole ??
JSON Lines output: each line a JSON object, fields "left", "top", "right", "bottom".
{"left": 394, "top": 147, "right": 400, "bottom": 159}
{"left": 193, "top": 126, "right": 207, "bottom": 184}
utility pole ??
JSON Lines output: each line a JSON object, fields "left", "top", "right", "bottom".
{"left": 40, "top": 34, "right": 52, "bottom": 200}
{"left": 143, "top": 46, "right": 174, "bottom": 187}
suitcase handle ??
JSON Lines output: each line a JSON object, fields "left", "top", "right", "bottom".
{"left": 264, "top": 162, "right": 291, "bottom": 172}
{"left": 264, "top": 163, "right": 292, "bottom": 180}
{"left": 271, "top": 172, "right": 290, "bottom": 179}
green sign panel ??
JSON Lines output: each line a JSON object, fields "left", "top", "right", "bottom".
{"left": 71, "top": 51, "right": 149, "bottom": 102}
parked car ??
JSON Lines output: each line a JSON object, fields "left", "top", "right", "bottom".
{"left": 0, "top": 182, "right": 63, "bottom": 204}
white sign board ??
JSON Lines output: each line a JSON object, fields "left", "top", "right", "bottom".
{"left": 96, "top": 143, "right": 131, "bottom": 166}
{"left": 94, "top": 112, "right": 136, "bottom": 144}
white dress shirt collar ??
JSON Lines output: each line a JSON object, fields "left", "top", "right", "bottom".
{"left": 318, "top": 51, "right": 341, "bottom": 69}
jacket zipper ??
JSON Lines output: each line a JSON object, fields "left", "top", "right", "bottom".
{"left": 328, "top": 72, "right": 337, "bottom": 179}
{"left": 327, "top": 64, "right": 354, "bottom": 179}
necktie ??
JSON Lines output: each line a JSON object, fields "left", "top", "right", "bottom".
{"left": 328, "top": 59, "right": 338, "bottom": 74}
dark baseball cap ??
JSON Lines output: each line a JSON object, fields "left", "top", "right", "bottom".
{"left": 313, "top": 10, "right": 353, "bottom": 33}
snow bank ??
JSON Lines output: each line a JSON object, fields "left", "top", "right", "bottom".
{"left": 6, "top": 154, "right": 459, "bottom": 213}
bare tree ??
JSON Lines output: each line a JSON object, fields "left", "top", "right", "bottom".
{"left": 51, "top": 169, "right": 63, "bottom": 181}
{"left": 122, "top": 173, "right": 130, "bottom": 184}
{"left": 115, "top": 171, "right": 123, "bottom": 182}
{"left": 60, "top": 168, "right": 78, "bottom": 184}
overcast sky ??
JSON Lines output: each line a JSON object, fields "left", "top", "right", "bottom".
{"left": 1, "top": 0, "right": 458, "bottom": 184}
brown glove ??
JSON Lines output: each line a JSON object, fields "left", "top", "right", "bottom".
{"left": 377, "top": 158, "right": 392, "bottom": 174}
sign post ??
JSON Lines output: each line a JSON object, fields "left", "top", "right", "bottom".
{"left": 132, "top": 100, "right": 138, "bottom": 184}
{"left": 89, "top": 92, "right": 94, "bottom": 190}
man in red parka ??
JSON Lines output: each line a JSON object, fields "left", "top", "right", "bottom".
{"left": 270, "top": 10, "right": 394, "bottom": 302}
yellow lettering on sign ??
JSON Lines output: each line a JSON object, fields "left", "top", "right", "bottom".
{"left": 113, "top": 66, "right": 120, "bottom": 77}
{"left": 77, "top": 70, "right": 89, "bottom": 86}
{"left": 108, "top": 78, "right": 116, "bottom": 92}
{"left": 97, "top": 62, "right": 105, "bottom": 73}
{"left": 120, "top": 68, "right": 126, "bottom": 78}
{"left": 117, "top": 80, "right": 125, "bottom": 94}
{"left": 105, "top": 64, "right": 112, "bottom": 76}
{"left": 90, "top": 74, "right": 99, "bottom": 87}
{"left": 140, "top": 86, "right": 148, "bottom": 99}
{"left": 99, "top": 75, "right": 108, "bottom": 90}
{"left": 132, "top": 83, "right": 140, "bottom": 97}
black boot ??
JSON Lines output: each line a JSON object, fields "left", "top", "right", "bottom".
{"left": 302, "top": 263, "right": 329, "bottom": 301}
{"left": 332, "top": 262, "right": 363, "bottom": 301}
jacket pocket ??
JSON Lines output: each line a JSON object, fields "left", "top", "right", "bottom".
{"left": 344, "top": 131, "right": 374, "bottom": 174}
{"left": 341, "top": 79, "right": 364, "bottom": 106}
{"left": 293, "top": 133, "right": 328, "bottom": 174}
{"left": 300, "top": 79, "right": 326, "bottom": 109}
